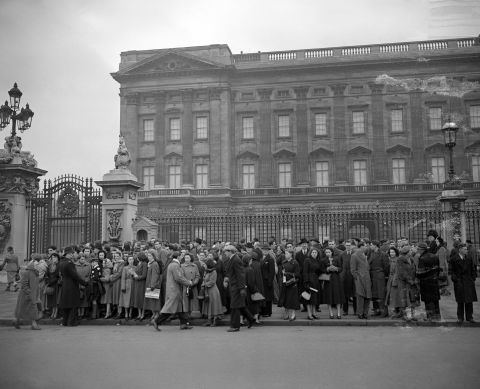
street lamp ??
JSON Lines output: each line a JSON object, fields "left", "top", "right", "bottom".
{"left": 441, "top": 120, "right": 461, "bottom": 190}
{"left": 0, "top": 82, "right": 34, "bottom": 153}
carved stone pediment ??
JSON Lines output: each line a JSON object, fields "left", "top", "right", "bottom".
{"left": 237, "top": 150, "right": 259, "bottom": 160}
{"left": 386, "top": 144, "right": 411, "bottom": 154}
{"left": 425, "top": 142, "right": 445, "bottom": 153}
{"left": 348, "top": 146, "right": 372, "bottom": 155}
{"left": 273, "top": 149, "right": 296, "bottom": 159}
{"left": 310, "top": 147, "right": 333, "bottom": 157}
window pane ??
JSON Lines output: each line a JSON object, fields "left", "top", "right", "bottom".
{"left": 472, "top": 155, "right": 480, "bottom": 182}
{"left": 278, "top": 115, "right": 290, "bottom": 137}
{"left": 170, "top": 118, "right": 181, "bottom": 140}
{"left": 168, "top": 165, "right": 181, "bottom": 188}
{"left": 242, "top": 164, "right": 255, "bottom": 189}
{"left": 195, "top": 164, "right": 208, "bottom": 189}
{"left": 470, "top": 105, "right": 480, "bottom": 128}
{"left": 352, "top": 111, "right": 365, "bottom": 134}
{"left": 279, "top": 163, "right": 292, "bottom": 188}
{"left": 391, "top": 109, "right": 403, "bottom": 133}
{"left": 431, "top": 157, "right": 445, "bottom": 183}
{"left": 429, "top": 108, "right": 442, "bottom": 130}
{"left": 196, "top": 117, "right": 208, "bottom": 139}
{"left": 353, "top": 160, "right": 367, "bottom": 185}
{"left": 315, "top": 113, "right": 327, "bottom": 136}
{"left": 392, "top": 158, "right": 406, "bottom": 184}
{"left": 142, "top": 167, "right": 155, "bottom": 190}
{"left": 242, "top": 117, "right": 254, "bottom": 139}
{"left": 315, "top": 161, "right": 329, "bottom": 186}
{"left": 143, "top": 119, "right": 154, "bottom": 141}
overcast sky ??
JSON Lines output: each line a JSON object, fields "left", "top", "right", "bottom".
{"left": 0, "top": 0, "right": 478, "bottom": 184}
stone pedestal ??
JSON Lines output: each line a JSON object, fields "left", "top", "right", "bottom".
{"left": 96, "top": 169, "right": 143, "bottom": 245}
{"left": 0, "top": 163, "right": 47, "bottom": 264}
{"left": 438, "top": 189, "right": 467, "bottom": 249}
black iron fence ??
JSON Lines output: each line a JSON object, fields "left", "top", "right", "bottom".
{"left": 137, "top": 201, "right": 480, "bottom": 245}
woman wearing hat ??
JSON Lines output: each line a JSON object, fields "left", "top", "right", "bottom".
{"left": 14, "top": 258, "right": 42, "bottom": 330}
{"left": 385, "top": 247, "right": 403, "bottom": 318}
{"left": 303, "top": 247, "right": 322, "bottom": 320}
{"left": 201, "top": 259, "right": 224, "bottom": 326}
{"left": 320, "top": 247, "right": 344, "bottom": 319}
{"left": 278, "top": 249, "right": 300, "bottom": 321}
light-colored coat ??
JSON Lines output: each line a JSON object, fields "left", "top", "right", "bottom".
{"left": 350, "top": 250, "right": 372, "bottom": 299}
{"left": 161, "top": 259, "right": 191, "bottom": 314}
{"left": 181, "top": 262, "right": 200, "bottom": 313}
{"left": 119, "top": 264, "right": 135, "bottom": 308}
{"left": 14, "top": 261, "right": 40, "bottom": 321}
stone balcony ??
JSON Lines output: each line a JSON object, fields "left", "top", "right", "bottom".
{"left": 232, "top": 37, "right": 480, "bottom": 68}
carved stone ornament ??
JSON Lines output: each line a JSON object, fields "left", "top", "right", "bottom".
{"left": 0, "top": 174, "right": 40, "bottom": 196}
{"left": 106, "top": 190, "right": 124, "bottom": 200}
{"left": 0, "top": 135, "right": 38, "bottom": 166}
{"left": 58, "top": 186, "right": 80, "bottom": 217}
{"left": 114, "top": 135, "right": 131, "bottom": 170}
{"left": 0, "top": 201, "right": 12, "bottom": 254}
{"left": 107, "top": 209, "right": 123, "bottom": 241}
{"left": 129, "top": 192, "right": 137, "bottom": 200}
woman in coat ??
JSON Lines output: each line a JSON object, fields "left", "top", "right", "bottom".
{"left": 100, "top": 257, "right": 113, "bottom": 318}
{"left": 278, "top": 249, "right": 300, "bottom": 321}
{"left": 89, "top": 255, "right": 104, "bottom": 319}
{"left": 436, "top": 237, "right": 450, "bottom": 296}
{"left": 75, "top": 253, "right": 91, "bottom": 318}
{"left": 119, "top": 254, "right": 135, "bottom": 320}
{"left": 110, "top": 251, "right": 125, "bottom": 319}
{"left": 202, "top": 259, "right": 224, "bottom": 326}
{"left": 132, "top": 252, "right": 148, "bottom": 320}
{"left": 246, "top": 251, "right": 265, "bottom": 324}
{"left": 14, "top": 260, "right": 41, "bottom": 330}
{"left": 303, "top": 247, "right": 322, "bottom": 320}
{"left": 45, "top": 252, "right": 60, "bottom": 319}
{"left": 181, "top": 253, "right": 201, "bottom": 319}
{"left": 385, "top": 247, "right": 403, "bottom": 318}
{"left": 143, "top": 251, "right": 162, "bottom": 321}
{"left": 396, "top": 245, "right": 418, "bottom": 321}
{"left": 321, "top": 247, "right": 344, "bottom": 319}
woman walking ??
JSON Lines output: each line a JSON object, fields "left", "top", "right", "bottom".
{"left": 14, "top": 259, "right": 41, "bottom": 330}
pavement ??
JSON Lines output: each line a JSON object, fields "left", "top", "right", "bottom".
{"left": 1, "top": 278, "right": 480, "bottom": 327}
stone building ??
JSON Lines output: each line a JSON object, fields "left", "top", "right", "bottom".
{"left": 111, "top": 37, "right": 480, "bottom": 243}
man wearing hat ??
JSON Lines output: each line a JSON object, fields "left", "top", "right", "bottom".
{"left": 260, "top": 242, "right": 276, "bottom": 317}
{"left": 58, "top": 246, "right": 88, "bottom": 327}
{"left": 416, "top": 242, "right": 441, "bottom": 320}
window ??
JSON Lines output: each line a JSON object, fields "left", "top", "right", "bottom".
{"left": 470, "top": 105, "right": 480, "bottom": 128}
{"left": 431, "top": 157, "right": 445, "bottom": 183}
{"left": 353, "top": 160, "right": 367, "bottom": 185}
{"left": 143, "top": 119, "right": 154, "bottom": 141}
{"left": 168, "top": 165, "right": 181, "bottom": 188}
{"left": 352, "top": 111, "right": 365, "bottom": 134}
{"left": 314, "top": 113, "right": 327, "bottom": 136}
{"left": 392, "top": 158, "right": 406, "bottom": 184}
{"left": 142, "top": 167, "right": 155, "bottom": 190}
{"left": 278, "top": 115, "right": 290, "bottom": 138}
{"left": 242, "top": 117, "right": 254, "bottom": 139}
{"left": 429, "top": 107, "right": 442, "bottom": 131}
{"left": 391, "top": 109, "right": 403, "bottom": 133}
{"left": 169, "top": 118, "right": 181, "bottom": 141}
{"left": 195, "top": 116, "right": 208, "bottom": 139}
{"left": 278, "top": 162, "right": 292, "bottom": 188}
{"left": 195, "top": 164, "right": 208, "bottom": 189}
{"left": 315, "top": 161, "right": 329, "bottom": 187}
{"left": 242, "top": 164, "right": 255, "bottom": 189}
{"left": 472, "top": 156, "right": 480, "bottom": 181}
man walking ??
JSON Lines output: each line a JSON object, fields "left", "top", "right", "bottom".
{"left": 223, "top": 245, "right": 255, "bottom": 332}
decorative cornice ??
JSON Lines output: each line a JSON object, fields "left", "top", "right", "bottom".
{"left": 330, "top": 84, "right": 347, "bottom": 96}
{"left": 293, "top": 86, "right": 309, "bottom": 100}
{"left": 125, "top": 93, "right": 140, "bottom": 105}
{"left": 257, "top": 88, "right": 273, "bottom": 101}
{"left": 182, "top": 89, "right": 194, "bottom": 102}
{"left": 368, "top": 82, "right": 384, "bottom": 95}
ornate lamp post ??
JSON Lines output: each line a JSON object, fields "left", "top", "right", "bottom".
{"left": 0, "top": 82, "right": 34, "bottom": 154}
{"left": 441, "top": 120, "right": 462, "bottom": 190}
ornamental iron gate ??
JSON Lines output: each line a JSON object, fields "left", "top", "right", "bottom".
{"left": 137, "top": 201, "right": 480, "bottom": 245}
{"left": 28, "top": 175, "right": 102, "bottom": 256}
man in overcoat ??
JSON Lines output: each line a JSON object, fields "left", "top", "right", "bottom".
{"left": 58, "top": 246, "right": 87, "bottom": 326}
{"left": 350, "top": 243, "right": 372, "bottom": 319}
{"left": 295, "top": 238, "right": 310, "bottom": 312}
{"left": 368, "top": 241, "right": 390, "bottom": 317}
{"left": 340, "top": 241, "right": 355, "bottom": 316}
{"left": 223, "top": 245, "right": 255, "bottom": 332}
{"left": 151, "top": 253, "right": 193, "bottom": 331}
{"left": 450, "top": 243, "right": 477, "bottom": 323}
{"left": 416, "top": 242, "right": 441, "bottom": 320}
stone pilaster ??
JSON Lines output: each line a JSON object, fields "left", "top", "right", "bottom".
{"left": 438, "top": 189, "right": 467, "bottom": 248}
{"left": 294, "top": 86, "right": 310, "bottom": 185}
{"left": 154, "top": 92, "right": 166, "bottom": 186}
{"left": 209, "top": 88, "right": 222, "bottom": 186}
{"left": 123, "top": 93, "right": 139, "bottom": 177}
{"left": 368, "top": 82, "right": 388, "bottom": 183}
{"left": 257, "top": 88, "right": 273, "bottom": 187}
{"left": 182, "top": 89, "right": 194, "bottom": 187}
{"left": 330, "top": 84, "right": 348, "bottom": 184}
{"left": 410, "top": 90, "right": 426, "bottom": 181}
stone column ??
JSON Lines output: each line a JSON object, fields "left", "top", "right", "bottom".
{"left": 410, "top": 89, "right": 426, "bottom": 182}
{"left": 0, "top": 161, "right": 46, "bottom": 264}
{"left": 330, "top": 84, "right": 347, "bottom": 184}
{"left": 154, "top": 92, "right": 166, "bottom": 187}
{"left": 182, "top": 89, "right": 194, "bottom": 188}
{"left": 209, "top": 88, "right": 222, "bottom": 186}
{"left": 294, "top": 86, "right": 310, "bottom": 185}
{"left": 257, "top": 88, "right": 273, "bottom": 187}
{"left": 438, "top": 189, "right": 467, "bottom": 248}
{"left": 368, "top": 82, "right": 388, "bottom": 183}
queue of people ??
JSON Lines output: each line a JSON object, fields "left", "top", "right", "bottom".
{"left": 5, "top": 230, "right": 478, "bottom": 331}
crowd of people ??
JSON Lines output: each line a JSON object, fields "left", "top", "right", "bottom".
{"left": 2, "top": 229, "right": 478, "bottom": 331}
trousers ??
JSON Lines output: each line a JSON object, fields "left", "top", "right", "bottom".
{"left": 230, "top": 306, "right": 254, "bottom": 329}
{"left": 356, "top": 296, "right": 370, "bottom": 317}
{"left": 457, "top": 302, "right": 473, "bottom": 321}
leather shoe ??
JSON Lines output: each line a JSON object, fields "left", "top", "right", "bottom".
{"left": 180, "top": 324, "right": 193, "bottom": 330}
{"left": 227, "top": 328, "right": 240, "bottom": 332}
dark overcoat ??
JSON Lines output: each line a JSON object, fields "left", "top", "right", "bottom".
{"left": 321, "top": 256, "right": 344, "bottom": 305}
{"left": 303, "top": 256, "right": 322, "bottom": 305}
{"left": 417, "top": 251, "right": 440, "bottom": 303}
{"left": 224, "top": 253, "right": 247, "bottom": 309}
{"left": 368, "top": 250, "right": 389, "bottom": 299}
{"left": 450, "top": 253, "right": 478, "bottom": 303}
{"left": 350, "top": 250, "right": 372, "bottom": 299}
{"left": 278, "top": 259, "right": 300, "bottom": 310}
{"left": 261, "top": 252, "right": 276, "bottom": 302}
{"left": 340, "top": 250, "right": 355, "bottom": 298}
{"left": 58, "top": 258, "right": 87, "bottom": 309}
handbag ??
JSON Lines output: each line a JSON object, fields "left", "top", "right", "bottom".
{"left": 144, "top": 288, "right": 160, "bottom": 299}
{"left": 198, "top": 285, "right": 206, "bottom": 300}
{"left": 251, "top": 292, "right": 265, "bottom": 302}
{"left": 186, "top": 286, "right": 194, "bottom": 300}
{"left": 319, "top": 273, "right": 330, "bottom": 281}
{"left": 301, "top": 291, "right": 311, "bottom": 301}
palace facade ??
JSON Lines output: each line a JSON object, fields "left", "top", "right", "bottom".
{"left": 111, "top": 37, "right": 480, "bottom": 242}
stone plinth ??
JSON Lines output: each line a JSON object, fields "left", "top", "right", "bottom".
{"left": 0, "top": 163, "right": 47, "bottom": 264}
{"left": 437, "top": 189, "right": 467, "bottom": 248}
{"left": 95, "top": 168, "right": 143, "bottom": 244}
